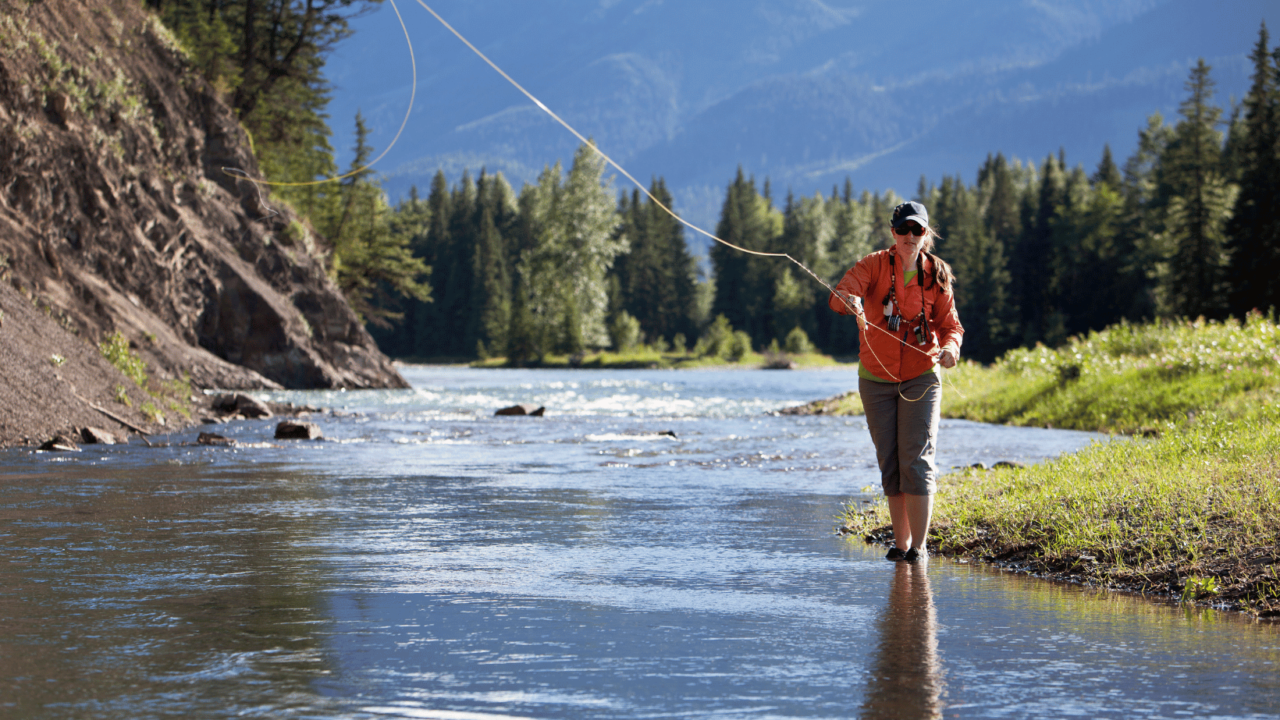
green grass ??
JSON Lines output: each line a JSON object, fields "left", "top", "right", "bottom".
{"left": 98, "top": 332, "right": 192, "bottom": 423}
{"left": 941, "top": 314, "right": 1280, "bottom": 434}
{"left": 841, "top": 313, "right": 1280, "bottom": 615}
{"left": 99, "top": 331, "right": 148, "bottom": 387}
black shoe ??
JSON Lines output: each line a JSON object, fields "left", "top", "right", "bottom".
{"left": 885, "top": 547, "right": 906, "bottom": 561}
{"left": 904, "top": 547, "right": 927, "bottom": 563}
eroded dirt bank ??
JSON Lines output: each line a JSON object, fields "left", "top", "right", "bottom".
{"left": 0, "top": 0, "right": 407, "bottom": 445}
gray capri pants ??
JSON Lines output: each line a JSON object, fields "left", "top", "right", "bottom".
{"left": 859, "top": 373, "right": 941, "bottom": 496}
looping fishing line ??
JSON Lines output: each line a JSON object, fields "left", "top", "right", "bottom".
{"left": 217, "top": 0, "right": 963, "bottom": 401}
{"left": 220, "top": 0, "right": 418, "bottom": 192}
{"left": 413, "top": 0, "right": 965, "bottom": 402}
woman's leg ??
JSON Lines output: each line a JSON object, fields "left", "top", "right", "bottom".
{"left": 896, "top": 374, "right": 942, "bottom": 551}
{"left": 886, "top": 492, "right": 911, "bottom": 550}
{"left": 861, "top": 378, "right": 906, "bottom": 549}
{"left": 904, "top": 493, "right": 933, "bottom": 551}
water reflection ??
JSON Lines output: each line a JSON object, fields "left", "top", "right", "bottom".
{"left": 0, "top": 461, "right": 344, "bottom": 717}
{"left": 862, "top": 563, "right": 944, "bottom": 719}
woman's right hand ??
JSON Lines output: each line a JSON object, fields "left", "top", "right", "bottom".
{"left": 835, "top": 292, "right": 863, "bottom": 322}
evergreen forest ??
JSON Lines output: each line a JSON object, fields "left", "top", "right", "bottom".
{"left": 152, "top": 3, "right": 1280, "bottom": 365}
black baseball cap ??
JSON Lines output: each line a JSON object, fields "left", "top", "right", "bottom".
{"left": 891, "top": 201, "right": 929, "bottom": 229}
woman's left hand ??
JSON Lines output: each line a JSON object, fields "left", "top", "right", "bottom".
{"left": 939, "top": 349, "right": 957, "bottom": 368}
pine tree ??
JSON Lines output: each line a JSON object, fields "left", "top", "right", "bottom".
{"left": 438, "top": 171, "right": 477, "bottom": 355}
{"left": 981, "top": 153, "right": 1023, "bottom": 253}
{"left": 1227, "top": 23, "right": 1280, "bottom": 315}
{"left": 510, "top": 144, "right": 623, "bottom": 356}
{"left": 710, "top": 169, "right": 782, "bottom": 346}
{"left": 413, "top": 170, "right": 453, "bottom": 357}
{"left": 1009, "top": 154, "right": 1064, "bottom": 345}
{"left": 469, "top": 172, "right": 511, "bottom": 357}
{"left": 938, "top": 176, "right": 1013, "bottom": 361}
{"left": 506, "top": 181, "right": 547, "bottom": 364}
{"left": 558, "top": 144, "right": 626, "bottom": 350}
{"left": 368, "top": 184, "right": 432, "bottom": 357}
{"left": 1163, "top": 59, "right": 1235, "bottom": 319}
{"left": 1047, "top": 165, "right": 1106, "bottom": 338}
{"left": 611, "top": 180, "right": 697, "bottom": 345}
{"left": 1092, "top": 144, "right": 1123, "bottom": 190}
{"left": 152, "top": 0, "right": 380, "bottom": 203}
{"left": 819, "top": 183, "right": 875, "bottom": 355}
{"left": 1073, "top": 177, "right": 1130, "bottom": 330}
{"left": 323, "top": 113, "right": 429, "bottom": 328}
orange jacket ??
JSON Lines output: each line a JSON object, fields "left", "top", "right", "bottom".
{"left": 829, "top": 249, "right": 963, "bottom": 382}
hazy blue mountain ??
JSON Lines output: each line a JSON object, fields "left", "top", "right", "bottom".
{"left": 324, "top": 0, "right": 1276, "bottom": 249}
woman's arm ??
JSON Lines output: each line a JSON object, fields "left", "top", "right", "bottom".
{"left": 932, "top": 287, "right": 963, "bottom": 366}
{"left": 828, "top": 257, "right": 875, "bottom": 323}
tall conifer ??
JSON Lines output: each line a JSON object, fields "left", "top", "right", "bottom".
{"left": 1164, "top": 60, "right": 1234, "bottom": 319}
{"left": 1227, "top": 24, "right": 1280, "bottom": 315}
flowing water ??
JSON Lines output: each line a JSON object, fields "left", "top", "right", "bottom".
{"left": 1, "top": 367, "right": 1277, "bottom": 719}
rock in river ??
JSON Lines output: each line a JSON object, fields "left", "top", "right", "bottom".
{"left": 197, "top": 432, "right": 235, "bottom": 447}
{"left": 213, "top": 394, "right": 273, "bottom": 419}
{"left": 39, "top": 434, "right": 80, "bottom": 452}
{"left": 495, "top": 404, "right": 546, "bottom": 417}
{"left": 79, "top": 427, "right": 119, "bottom": 445}
{"left": 275, "top": 421, "right": 322, "bottom": 440}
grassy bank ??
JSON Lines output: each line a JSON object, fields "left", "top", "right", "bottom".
{"left": 840, "top": 313, "right": 1280, "bottom": 616}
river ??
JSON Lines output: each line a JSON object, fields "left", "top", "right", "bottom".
{"left": 1, "top": 367, "right": 1277, "bottom": 719}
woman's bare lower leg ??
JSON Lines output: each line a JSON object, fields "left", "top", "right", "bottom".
{"left": 905, "top": 493, "right": 934, "bottom": 550}
{"left": 887, "top": 493, "right": 911, "bottom": 550}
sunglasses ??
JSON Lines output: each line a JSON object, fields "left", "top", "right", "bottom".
{"left": 894, "top": 223, "right": 926, "bottom": 237}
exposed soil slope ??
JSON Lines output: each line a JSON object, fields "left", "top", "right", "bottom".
{"left": 0, "top": 278, "right": 174, "bottom": 445}
{"left": 0, "top": 0, "right": 407, "bottom": 446}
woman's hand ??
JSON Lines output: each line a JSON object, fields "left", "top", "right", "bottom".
{"left": 939, "top": 349, "right": 957, "bottom": 368}
{"left": 835, "top": 292, "right": 865, "bottom": 329}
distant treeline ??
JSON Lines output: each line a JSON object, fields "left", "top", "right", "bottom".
{"left": 368, "top": 145, "right": 700, "bottom": 363}
{"left": 153, "top": 5, "right": 1280, "bottom": 364}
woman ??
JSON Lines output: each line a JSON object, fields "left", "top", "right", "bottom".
{"left": 829, "top": 201, "right": 963, "bottom": 562}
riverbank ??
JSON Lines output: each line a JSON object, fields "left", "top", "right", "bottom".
{"left": 833, "top": 315, "right": 1280, "bottom": 616}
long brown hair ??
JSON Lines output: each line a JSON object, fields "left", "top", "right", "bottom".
{"left": 920, "top": 227, "right": 955, "bottom": 292}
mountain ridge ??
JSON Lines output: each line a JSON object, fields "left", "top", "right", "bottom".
{"left": 326, "top": 0, "right": 1275, "bottom": 243}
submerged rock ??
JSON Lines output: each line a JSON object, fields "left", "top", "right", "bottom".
{"left": 275, "top": 421, "right": 322, "bottom": 440}
{"left": 993, "top": 460, "right": 1026, "bottom": 469}
{"left": 495, "top": 404, "right": 546, "bottom": 417}
{"left": 39, "top": 434, "right": 81, "bottom": 452}
{"left": 197, "top": 432, "right": 235, "bottom": 447}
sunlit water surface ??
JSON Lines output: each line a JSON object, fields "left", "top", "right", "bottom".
{"left": 1, "top": 367, "right": 1277, "bottom": 719}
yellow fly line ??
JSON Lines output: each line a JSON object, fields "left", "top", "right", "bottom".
{"left": 222, "top": 0, "right": 953, "bottom": 395}
{"left": 410, "top": 0, "right": 955, "bottom": 397}
{"left": 223, "top": 0, "right": 418, "bottom": 188}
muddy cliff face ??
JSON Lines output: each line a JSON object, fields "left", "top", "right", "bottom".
{"left": 0, "top": 0, "right": 408, "bottom": 391}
